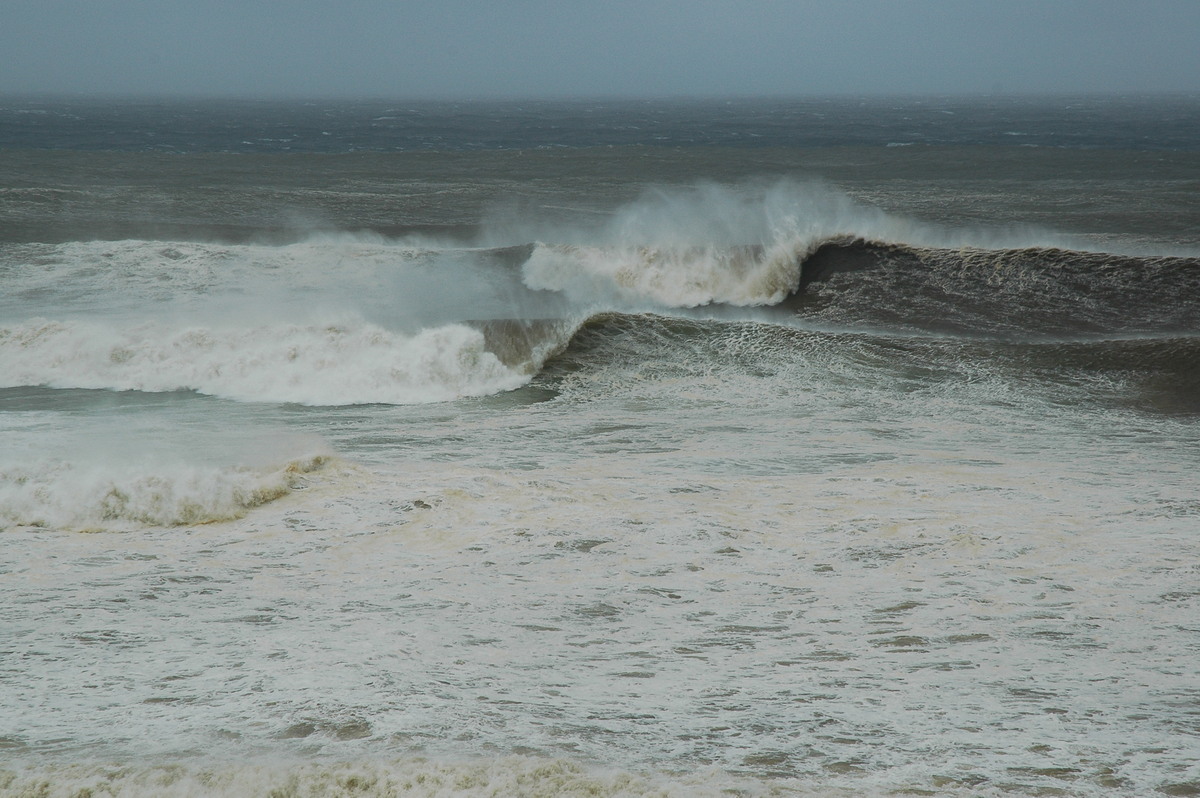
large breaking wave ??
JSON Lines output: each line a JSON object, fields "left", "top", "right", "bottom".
{"left": 2, "top": 181, "right": 1196, "bottom": 406}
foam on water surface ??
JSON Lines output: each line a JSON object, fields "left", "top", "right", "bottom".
{"left": 2, "top": 121, "right": 1199, "bottom": 796}
{"left": 0, "top": 318, "right": 531, "bottom": 405}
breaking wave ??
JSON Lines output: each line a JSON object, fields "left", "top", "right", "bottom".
{"left": 0, "top": 319, "right": 536, "bottom": 405}
{"left": 0, "top": 453, "right": 330, "bottom": 531}
{"left": 3, "top": 181, "right": 1195, "bottom": 406}
{"left": 2, "top": 236, "right": 1197, "bottom": 406}
{"left": 517, "top": 237, "right": 1198, "bottom": 331}
{"left": 522, "top": 241, "right": 805, "bottom": 307}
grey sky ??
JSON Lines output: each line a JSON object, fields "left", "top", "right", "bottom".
{"left": 3, "top": 0, "right": 1198, "bottom": 98}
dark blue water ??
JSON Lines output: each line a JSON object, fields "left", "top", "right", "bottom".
{"left": 3, "top": 94, "right": 1200, "bottom": 152}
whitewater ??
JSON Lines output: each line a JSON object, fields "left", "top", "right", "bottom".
{"left": 1, "top": 97, "right": 1199, "bottom": 797}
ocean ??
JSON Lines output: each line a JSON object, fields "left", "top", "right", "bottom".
{"left": 1, "top": 96, "right": 1198, "bottom": 797}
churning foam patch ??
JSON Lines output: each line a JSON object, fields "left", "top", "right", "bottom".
{"left": 0, "top": 318, "right": 531, "bottom": 405}
{"left": 0, "top": 454, "right": 331, "bottom": 531}
{"left": 0, "top": 755, "right": 908, "bottom": 798}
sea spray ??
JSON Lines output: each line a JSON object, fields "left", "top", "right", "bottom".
{"left": 521, "top": 242, "right": 807, "bottom": 307}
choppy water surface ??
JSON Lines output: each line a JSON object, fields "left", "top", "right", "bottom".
{"left": 1, "top": 97, "right": 1198, "bottom": 797}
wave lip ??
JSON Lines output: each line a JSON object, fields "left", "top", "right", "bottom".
{"left": 522, "top": 241, "right": 807, "bottom": 308}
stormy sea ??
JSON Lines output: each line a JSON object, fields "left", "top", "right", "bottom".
{"left": 1, "top": 96, "right": 1198, "bottom": 797}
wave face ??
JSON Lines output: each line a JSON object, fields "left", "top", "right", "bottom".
{"left": 788, "top": 238, "right": 1200, "bottom": 336}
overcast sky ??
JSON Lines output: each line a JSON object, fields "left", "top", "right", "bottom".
{"left": 3, "top": 0, "right": 1198, "bottom": 98}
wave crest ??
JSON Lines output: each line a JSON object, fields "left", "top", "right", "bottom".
{"left": 522, "top": 241, "right": 808, "bottom": 307}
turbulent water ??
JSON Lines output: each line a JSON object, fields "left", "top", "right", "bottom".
{"left": 1, "top": 96, "right": 1199, "bottom": 797}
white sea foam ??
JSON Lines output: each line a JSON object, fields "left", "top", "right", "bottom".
{"left": 522, "top": 242, "right": 807, "bottom": 308}
{"left": 0, "top": 454, "right": 330, "bottom": 531}
{"left": 0, "top": 318, "right": 531, "bottom": 405}
{"left": 0, "top": 756, "right": 896, "bottom": 798}
{"left": 4, "top": 161, "right": 1199, "bottom": 798}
